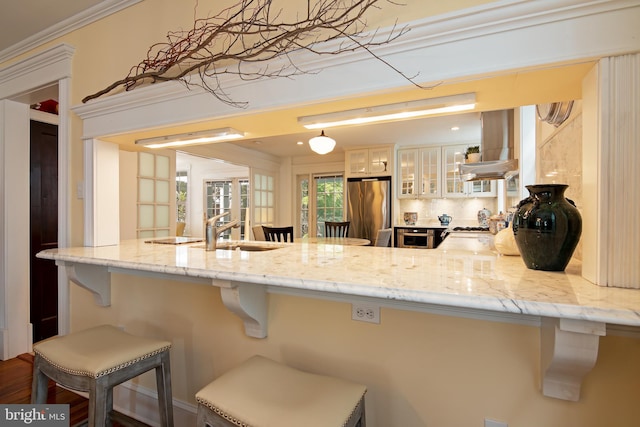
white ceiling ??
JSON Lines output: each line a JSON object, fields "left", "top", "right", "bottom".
{"left": 0, "top": 0, "right": 106, "bottom": 53}
{"left": 231, "top": 112, "right": 482, "bottom": 158}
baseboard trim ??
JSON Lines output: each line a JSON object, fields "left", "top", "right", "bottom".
{"left": 113, "top": 382, "right": 196, "bottom": 427}
{"left": 0, "top": 329, "right": 7, "bottom": 360}
{"left": 59, "top": 380, "right": 196, "bottom": 426}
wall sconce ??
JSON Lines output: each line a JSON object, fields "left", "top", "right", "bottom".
{"left": 298, "top": 93, "right": 476, "bottom": 130}
{"left": 308, "top": 130, "right": 336, "bottom": 155}
{"left": 135, "top": 127, "right": 244, "bottom": 149}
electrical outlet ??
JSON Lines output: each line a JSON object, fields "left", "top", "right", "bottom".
{"left": 485, "top": 418, "right": 508, "bottom": 427}
{"left": 351, "top": 303, "right": 380, "bottom": 324}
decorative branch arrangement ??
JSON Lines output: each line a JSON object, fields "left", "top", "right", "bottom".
{"left": 82, "top": 0, "right": 420, "bottom": 106}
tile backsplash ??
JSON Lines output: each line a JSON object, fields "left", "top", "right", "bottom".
{"left": 537, "top": 103, "right": 583, "bottom": 260}
{"left": 398, "top": 197, "right": 499, "bottom": 226}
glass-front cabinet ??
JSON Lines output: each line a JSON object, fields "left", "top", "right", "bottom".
{"left": 397, "top": 149, "right": 418, "bottom": 196}
{"left": 397, "top": 147, "right": 441, "bottom": 198}
{"left": 443, "top": 144, "right": 495, "bottom": 197}
{"left": 345, "top": 146, "right": 393, "bottom": 177}
{"left": 398, "top": 144, "right": 494, "bottom": 198}
{"left": 443, "top": 145, "right": 467, "bottom": 196}
{"left": 421, "top": 147, "right": 441, "bottom": 197}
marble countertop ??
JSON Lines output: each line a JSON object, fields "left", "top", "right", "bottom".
{"left": 38, "top": 236, "right": 640, "bottom": 327}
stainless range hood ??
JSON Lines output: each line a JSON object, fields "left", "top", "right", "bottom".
{"left": 459, "top": 109, "right": 518, "bottom": 181}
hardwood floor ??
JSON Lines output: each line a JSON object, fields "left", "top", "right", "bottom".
{"left": 0, "top": 353, "right": 90, "bottom": 425}
{"left": 0, "top": 353, "right": 149, "bottom": 426}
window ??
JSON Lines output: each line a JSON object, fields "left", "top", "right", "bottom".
{"left": 297, "top": 174, "right": 344, "bottom": 237}
{"left": 299, "top": 178, "right": 309, "bottom": 237}
{"left": 253, "top": 173, "right": 275, "bottom": 225}
{"left": 137, "top": 152, "right": 171, "bottom": 238}
{"left": 176, "top": 170, "right": 188, "bottom": 235}
{"left": 239, "top": 179, "right": 249, "bottom": 239}
{"left": 205, "top": 178, "right": 249, "bottom": 240}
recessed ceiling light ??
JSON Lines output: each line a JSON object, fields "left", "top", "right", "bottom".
{"left": 297, "top": 141, "right": 303, "bottom": 145}
{"left": 451, "top": 126, "right": 460, "bottom": 131}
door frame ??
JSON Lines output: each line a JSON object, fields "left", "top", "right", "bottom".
{"left": 0, "top": 44, "right": 73, "bottom": 358}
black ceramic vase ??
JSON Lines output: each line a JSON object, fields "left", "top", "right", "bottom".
{"left": 512, "top": 184, "right": 582, "bottom": 271}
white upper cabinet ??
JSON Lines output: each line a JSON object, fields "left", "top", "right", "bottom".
{"left": 397, "top": 149, "right": 418, "bottom": 197}
{"left": 398, "top": 144, "right": 495, "bottom": 199}
{"left": 397, "top": 147, "right": 441, "bottom": 198}
{"left": 345, "top": 146, "right": 393, "bottom": 177}
{"left": 442, "top": 144, "right": 467, "bottom": 197}
{"left": 443, "top": 144, "right": 495, "bottom": 197}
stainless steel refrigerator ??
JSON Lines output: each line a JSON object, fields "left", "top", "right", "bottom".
{"left": 346, "top": 177, "right": 392, "bottom": 246}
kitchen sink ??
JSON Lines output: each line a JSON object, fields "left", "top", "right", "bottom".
{"left": 145, "top": 237, "right": 203, "bottom": 245}
{"left": 191, "top": 242, "right": 285, "bottom": 251}
{"left": 220, "top": 243, "right": 284, "bottom": 251}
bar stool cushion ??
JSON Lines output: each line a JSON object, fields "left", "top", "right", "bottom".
{"left": 196, "top": 355, "right": 366, "bottom": 427}
{"left": 33, "top": 324, "right": 172, "bottom": 378}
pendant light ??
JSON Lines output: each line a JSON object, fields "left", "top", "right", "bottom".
{"left": 308, "top": 130, "right": 336, "bottom": 155}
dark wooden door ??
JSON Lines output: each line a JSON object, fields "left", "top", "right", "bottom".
{"left": 30, "top": 120, "right": 58, "bottom": 342}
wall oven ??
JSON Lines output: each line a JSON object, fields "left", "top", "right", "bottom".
{"left": 395, "top": 227, "right": 435, "bottom": 249}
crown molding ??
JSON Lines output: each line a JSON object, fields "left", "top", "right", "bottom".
{"left": 0, "top": 44, "right": 75, "bottom": 100}
{"left": 73, "top": 0, "right": 640, "bottom": 138}
{"left": 0, "top": 44, "right": 74, "bottom": 83}
{"left": 0, "top": 0, "right": 142, "bottom": 63}
{"left": 290, "top": 0, "right": 640, "bottom": 73}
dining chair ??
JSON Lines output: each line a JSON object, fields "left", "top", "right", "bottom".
{"left": 375, "top": 228, "right": 392, "bottom": 247}
{"left": 252, "top": 225, "right": 266, "bottom": 241}
{"left": 262, "top": 225, "right": 294, "bottom": 242}
{"left": 324, "top": 221, "right": 350, "bottom": 238}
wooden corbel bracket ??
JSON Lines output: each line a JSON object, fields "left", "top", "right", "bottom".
{"left": 215, "top": 279, "right": 268, "bottom": 339}
{"left": 541, "top": 317, "right": 606, "bottom": 401}
{"left": 59, "top": 261, "right": 111, "bottom": 306}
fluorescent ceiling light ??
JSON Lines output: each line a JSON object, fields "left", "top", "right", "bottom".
{"left": 135, "top": 127, "right": 244, "bottom": 149}
{"left": 298, "top": 93, "right": 476, "bottom": 130}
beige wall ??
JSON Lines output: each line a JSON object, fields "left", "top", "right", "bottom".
{"left": 119, "top": 151, "right": 138, "bottom": 240}
{"left": 11, "top": 0, "right": 490, "bottom": 109}
{"left": 71, "top": 273, "right": 640, "bottom": 427}
{"left": 3, "top": 0, "right": 639, "bottom": 425}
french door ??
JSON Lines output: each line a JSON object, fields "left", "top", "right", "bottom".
{"left": 297, "top": 174, "right": 345, "bottom": 237}
{"left": 205, "top": 178, "right": 249, "bottom": 240}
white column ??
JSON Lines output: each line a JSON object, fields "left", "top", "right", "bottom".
{"left": 84, "top": 139, "right": 120, "bottom": 246}
{"left": 57, "top": 76, "right": 72, "bottom": 335}
{"left": 582, "top": 53, "right": 640, "bottom": 288}
{"left": 0, "top": 100, "right": 31, "bottom": 359}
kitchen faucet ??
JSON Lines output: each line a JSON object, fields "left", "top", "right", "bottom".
{"left": 205, "top": 212, "right": 240, "bottom": 251}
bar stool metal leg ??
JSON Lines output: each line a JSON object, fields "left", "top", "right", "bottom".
{"left": 156, "top": 351, "right": 174, "bottom": 427}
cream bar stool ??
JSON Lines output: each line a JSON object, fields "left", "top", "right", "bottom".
{"left": 196, "top": 355, "right": 367, "bottom": 427}
{"left": 31, "top": 324, "right": 174, "bottom": 427}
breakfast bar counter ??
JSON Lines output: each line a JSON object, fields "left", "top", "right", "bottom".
{"left": 38, "top": 236, "right": 640, "bottom": 401}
